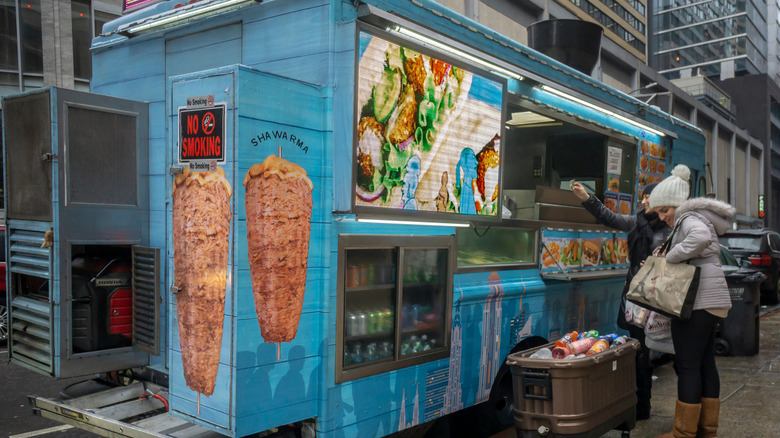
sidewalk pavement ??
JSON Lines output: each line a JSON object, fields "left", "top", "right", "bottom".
{"left": 601, "top": 306, "right": 780, "bottom": 437}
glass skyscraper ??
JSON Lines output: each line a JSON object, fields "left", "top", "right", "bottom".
{"left": 653, "top": 0, "right": 767, "bottom": 79}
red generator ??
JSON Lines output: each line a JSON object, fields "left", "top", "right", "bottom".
{"left": 71, "top": 256, "right": 133, "bottom": 353}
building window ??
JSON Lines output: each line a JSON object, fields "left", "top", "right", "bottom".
{"left": 0, "top": 0, "right": 18, "bottom": 72}
{"left": 72, "top": 0, "right": 91, "bottom": 80}
{"left": 19, "top": 0, "right": 43, "bottom": 76}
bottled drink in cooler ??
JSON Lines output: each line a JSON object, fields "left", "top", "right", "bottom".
{"left": 586, "top": 338, "right": 610, "bottom": 356}
{"left": 581, "top": 330, "right": 600, "bottom": 339}
{"left": 347, "top": 312, "right": 358, "bottom": 337}
{"left": 351, "top": 343, "right": 364, "bottom": 364}
{"left": 368, "top": 310, "right": 379, "bottom": 334}
{"left": 551, "top": 346, "right": 571, "bottom": 359}
{"left": 611, "top": 335, "right": 628, "bottom": 347}
{"left": 568, "top": 337, "right": 597, "bottom": 355}
{"left": 365, "top": 342, "right": 378, "bottom": 361}
{"left": 382, "top": 308, "right": 393, "bottom": 332}
{"left": 380, "top": 341, "right": 392, "bottom": 358}
{"left": 400, "top": 340, "right": 411, "bottom": 356}
{"left": 357, "top": 311, "right": 367, "bottom": 336}
{"left": 554, "top": 331, "right": 579, "bottom": 348}
{"left": 410, "top": 335, "right": 422, "bottom": 353}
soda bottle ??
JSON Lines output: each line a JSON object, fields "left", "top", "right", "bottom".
{"left": 381, "top": 308, "right": 393, "bottom": 332}
{"left": 368, "top": 310, "right": 379, "bottom": 334}
{"left": 568, "top": 337, "right": 597, "bottom": 355}
{"left": 581, "top": 330, "right": 600, "bottom": 339}
{"left": 551, "top": 346, "right": 571, "bottom": 359}
{"left": 586, "top": 338, "right": 610, "bottom": 356}
{"left": 611, "top": 336, "right": 628, "bottom": 347}
{"left": 555, "top": 331, "right": 579, "bottom": 348}
{"left": 601, "top": 333, "right": 618, "bottom": 343}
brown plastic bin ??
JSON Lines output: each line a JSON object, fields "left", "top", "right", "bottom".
{"left": 506, "top": 339, "right": 640, "bottom": 438}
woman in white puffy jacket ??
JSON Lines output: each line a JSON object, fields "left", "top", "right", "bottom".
{"left": 648, "top": 164, "right": 734, "bottom": 438}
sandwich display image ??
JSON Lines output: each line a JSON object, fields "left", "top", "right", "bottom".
{"left": 581, "top": 238, "right": 601, "bottom": 267}
{"left": 600, "top": 238, "right": 617, "bottom": 265}
{"left": 561, "top": 238, "right": 581, "bottom": 268}
{"left": 244, "top": 154, "right": 313, "bottom": 359}
{"left": 172, "top": 166, "right": 232, "bottom": 407}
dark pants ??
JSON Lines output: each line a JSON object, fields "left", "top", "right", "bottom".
{"left": 626, "top": 324, "right": 653, "bottom": 416}
{"left": 671, "top": 310, "right": 721, "bottom": 404}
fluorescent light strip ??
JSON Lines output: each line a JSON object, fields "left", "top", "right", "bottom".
{"left": 391, "top": 26, "right": 523, "bottom": 81}
{"left": 356, "top": 218, "right": 471, "bottom": 228}
{"left": 126, "top": 0, "right": 252, "bottom": 33}
{"left": 541, "top": 85, "right": 665, "bottom": 137}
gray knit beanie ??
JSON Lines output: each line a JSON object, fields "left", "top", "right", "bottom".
{"left": 649, "top": 164, "right": 690, "bottom": 209}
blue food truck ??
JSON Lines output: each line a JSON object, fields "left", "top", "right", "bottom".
{"left": 1, "top": 0, "right": 707, "bottom": 437}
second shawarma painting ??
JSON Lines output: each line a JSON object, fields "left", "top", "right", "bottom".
{"left": 244, "top": 155, "right": 313, "bottom": 359}
{"left": 354, "top": 31, "right": 504, "bottom": 216}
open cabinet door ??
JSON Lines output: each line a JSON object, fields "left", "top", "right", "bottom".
{"left": 2, "top": 87, "right": 151, "bottom": 378}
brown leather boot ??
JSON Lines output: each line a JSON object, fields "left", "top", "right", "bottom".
{"left": 697, "top": 397, "right": 720, "bottom": 438}
{"left": 655, "top": 400, "right": 702, "bottom": 438}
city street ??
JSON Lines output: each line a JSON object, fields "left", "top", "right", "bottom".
{"left": 3, "top": 303, "right": 780, "bottom": 438}
{"left": 0, "top": 346, "right": 93, "bottom": 437}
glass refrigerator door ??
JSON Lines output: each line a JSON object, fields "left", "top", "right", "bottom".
{"left": 399, "top": 248, "right": 448, "bottom": 357}
{"left": 342, "top": 248, "right": 397, "bottom": 368}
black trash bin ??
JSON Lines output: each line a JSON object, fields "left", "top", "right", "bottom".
{"left": 715, "top": 270, "right": 765, "bottom": 356}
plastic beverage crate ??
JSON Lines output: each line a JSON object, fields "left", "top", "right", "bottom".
{"left": 506, "top": 338, "right": 640, "bottom": 437}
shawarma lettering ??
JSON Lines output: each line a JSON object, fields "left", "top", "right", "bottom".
{"left": 250, "top": 131, "right": 309, "bottom": 153}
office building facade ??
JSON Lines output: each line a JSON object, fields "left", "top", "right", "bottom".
{"left": 651, "top": 0, "right": 768, "bottom": 80}
{"left": 0, "top": 0, "right": 122, "bottom": 99}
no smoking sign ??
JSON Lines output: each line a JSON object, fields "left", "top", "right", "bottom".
{"left": 178, "top": 104, "right": 226, "bottom": 164}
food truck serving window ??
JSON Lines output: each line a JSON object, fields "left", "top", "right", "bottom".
{"left": 353, "top": 28, "right": 506, "bottom": 220}
{"left": 502, "top": 98, "right": 638, "bottom": 222}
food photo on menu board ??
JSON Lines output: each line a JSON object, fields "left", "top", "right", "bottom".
{"left": 540, "top": 237, "right": 562, "bottom": 270}
{"left": 560, "top": 237, "right": 581, "bottom": 269}
{"left": 354, "top": 31, "right": 504, "bottom": 216}
{"left": 599, "top": 234, "right": 618, "bottom": 267}
{"left": 604, "top": 192, "right": 618, "bottom": 213}
{"left": 618, "top": 193, "right": 632, "bottom": 215}
{"left": 581, "top": 236, "right": 602, "bottom": 268}
{"left": 615, "top": 234, "right": 629, "bottom": 265}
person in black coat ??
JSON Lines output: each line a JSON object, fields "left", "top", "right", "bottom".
{"left": 571, "top": 181, "right": 670, "bottom": 420}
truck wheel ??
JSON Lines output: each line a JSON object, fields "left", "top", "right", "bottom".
{"left": 0, "top": 302, "right": 7, "bottom": 345}
{"left": 480, "top": 336, "right": 547, "bottom": 434}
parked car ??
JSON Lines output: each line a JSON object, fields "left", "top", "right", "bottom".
{"left": 0, "top": 224, "right": 6, "bottom": 344}
{"left": 719, "top": 229, "right": 780, "bottom": 304}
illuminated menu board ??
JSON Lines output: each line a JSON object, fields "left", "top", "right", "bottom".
{"left": 354, "top": 30, "right": 505, "bottom": 218}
